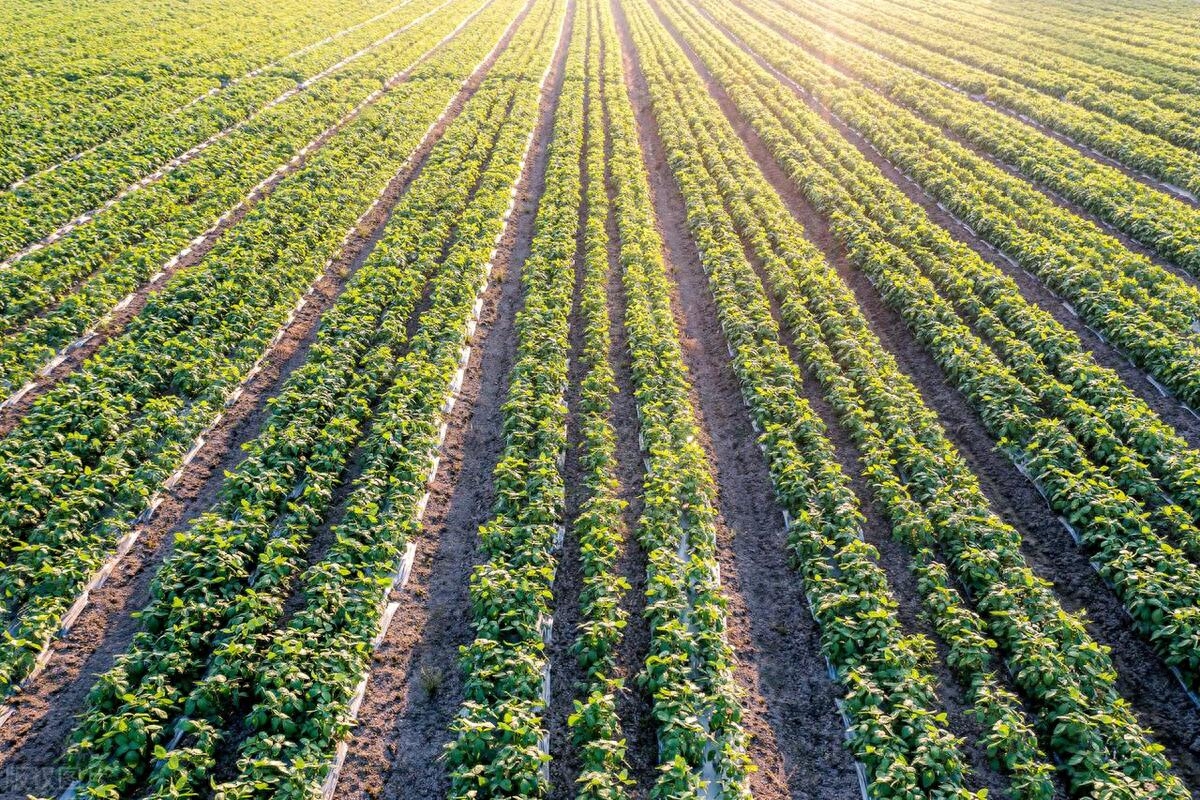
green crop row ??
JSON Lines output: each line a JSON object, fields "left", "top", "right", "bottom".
{"left": 730, "top": 0, "right": 1200, "bottom": 275}
{"left": 59, "top": 1, "right": 555, "bottom": 796}
{"left": 795, "top": 0, "right": 1200, "bottom": 153}
{"left": 565, "top": 2, "right": 633, "bottom": 796}
{"left": 0, "top": 0, "right": 482, "bottom": 396}
{"left": 443, "top": 2, "right": 578, "bottom": 795}
{"left": 653, "top": 0, "right": 1193, "bottom": 793}
{"left": 0, "top": 0, "right": 442, "bottom": 259}
{"left": 0, "top": 0, "right": 407, "bottom": 188}
{"left": 0, "top": 0, "right": 519, "bottom": 705}
{"left": 606, "top": 0, "right": 753, "bottom": 793}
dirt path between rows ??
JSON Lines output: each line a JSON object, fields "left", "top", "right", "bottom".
{"left": 612, "top": 2, "right": 869, "bottom": 797}
{"left": 331, "top": 5, "right": 573, "bottom": 797}
{"left": 545, "top": 26, "right": 596, "bottom": 792}
{"left": 592, "top": 157, "right": 660, "bottom": 800}
{"left": 0, "top": 7, "right": 532, "bottom": 795}
{"left": 660, "top": 0, "right": 1200, "bottom": 790}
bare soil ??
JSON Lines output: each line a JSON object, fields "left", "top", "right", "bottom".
{"left": 330, "top": 5, "right": 572, "bottom": 796}
{"left": 545, "top": 31, "right": 596, "bottom": 793}
{"left": 613, "top": 3, "right": 868, "bottom": 797}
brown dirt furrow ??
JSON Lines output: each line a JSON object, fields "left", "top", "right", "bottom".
{"left": 0, "top": 5, "right": 523, "bottom": 792}
{"left": 595, "top": 63, "right": 658, "bottom": 794}
{"left": 611, "top": 3, "right": 867, "bottom": 797}
{"left": 545, "top": 253, "right": 590, "bottom": 799}
{"left": 330, "top": 5, "right": 574, "bottom": 797}
{"left": 545, "top": 24, "right": 594, "bottom": 793}
{"left": 0, "top": 0, "right": 493, "bottom": 435}
{"left": 671, "top": 2, "right": 1200, "bottom": 790}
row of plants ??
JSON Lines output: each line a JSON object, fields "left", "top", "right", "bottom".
{"left": 443, "top": 3, "right": 581, "bottom": 794}
{"left": 728, "top": 0, "right": 1200, "bottom": 277}
{"left": 705, "top": 0, "right": 1200, "bottom": 465}
{"left": 771, "top": 0, "right": 1200, "bottom": 203}
{"left": 948, "top": 0, "right": 1200, "bottom": 51}
{"left": 629, "top": 5, "right": 1024, "bottom": 798}
{"left": 0, "top": 0, "right": 406, "bottom": 187}
{"left": 208, "top": 7, "right": 566, "bottom": 797}
{"left": 0, "top": 0, "right": 524, "bottom": 701}
{"left": 828, "top": 97, "right": 1200, "bottom": 348}
{"left": 797, "top": 0, "right": 1200, "bottom": 153}
{"left": 564, "top": 3, "right": 633, "bottom": 796}
{"left": 61, "top": 7, "right": 536, "bottom": 791}
{"left": 706, "top": 0, "right": 1200, "bottom": 565}
{"left": 981, "top": 0, "right": 1195, "bottom": 46}
{"left": 604, "top": 2, "right": 753, "bottom": 794}
{"left": 646, "top": 1, "right": 1190, "bottom": 795}
{"left": 1027, "top": 0, "right": 1200, "bottom": 51}
{"left": 4, "top": 0, "right": 421, "bottom": 182}
{"left": 0, "top": 0, "right": 442, "bottom": 258}
{"left": 711, "top": 0, "right": 1200, "bottom": 433}
{"left": 662, "top": 0, "right": 1200, "bottom": 782}
{"left": 681, "top": 0, "right": 1200, "bottom": 681}
{"left": 874, "top": 0, "right": 1200, "bottom": 95}
{"left": 0, "top": 0, "right": 480, "bottom": 396}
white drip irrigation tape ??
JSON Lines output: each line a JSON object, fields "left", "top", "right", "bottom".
{"left": 75, "top": 536, "right": 413, "bottom": 800}
{"left": 0, "top": 0, "right": 461, "bottom": 272}
{"left": 319, "top": 5, "right": 566, "bottom": 798}
{"left": 782, "top": 510, "right": 875, "bottom": 800}
{"left": 145, "top": 512, "right": 420, "bottom": 770}
{"left": 7, "top": 0, "right": 422, "bottom": 194}
{"left": 0, "top": 0, "right": 492, "bottom": 413}
{"left": 865, "top": 123, "right": 1200, "bottom": 420}
{"left": 1022, "top": 456, "right": 1200, "bottom": 711}
{"left": 1011, "top": 449, "right": 1200, "bottom": 707}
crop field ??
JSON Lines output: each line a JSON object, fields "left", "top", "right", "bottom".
{"left": 1, "top": 0, "right": 1200, "bottom": 797}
